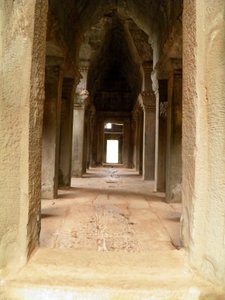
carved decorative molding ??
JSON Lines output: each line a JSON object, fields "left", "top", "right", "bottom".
{"left": 79, "top": 65, "right": 89, "bottom": 73}
{"left": 141, "top": 91, "right": 154, "bottom": 98}
{"left": 74, "top": 89, "right": 89, "bottom": 109}
{"left": 139, "top": 92, "right": 156, "bottom": 112}
{"left": 144, "top": 103, "right": 156, "bottom": 112}
{"left": 160, "top": 102, "right": 168, "bottom": 118}
{"left": 142, "top": 61, "right": 153, "bottom": 72}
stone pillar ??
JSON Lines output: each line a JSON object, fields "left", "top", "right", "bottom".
{"left": 88, "top": 107, "right": 96, "bottom": 168}
{"left": 140, "top": 91, "right": 156, "bottom": 180}
{"left": 157, "top": 80, "right": 168, "bottom": 192}
{"left": 140, "top": 61, "right": 156, "bottom": 180}
{"left": 82, "top": 103, "right": 95, "bottom": 173}
{"left": 91, "top": 116, "right": 98, "bottom": 167}
{"left": 42, "top": 64, "right": 63, "bottom": 199}
{"left": 138, "top": 110, "right": 144, "bottom": 175}
{"left": 132, "top": 104, "right": 143, "bottom": 172}
{"left": 82, "top": 110, "right": 89, "bottom": 173}
{"left": 95, "top": 115, "right": 104, "bottom": 166}
{"left": 132, "top": 111, "right": 138, "bottom": 169}
{"left": 123, "top": 119, "right": 132, "bottom": 168}
{"left": 72, "top": 90, "right": 89, "bottom": 177}
{"left": 58, "top": 78, "right": 74, "bottom": 187}
{"left": 166, "top": 66, "right": 182, "bottom": 202}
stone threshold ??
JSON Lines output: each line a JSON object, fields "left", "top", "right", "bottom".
{"left": 2, "top": 248, "right": 225, "bottom": 300}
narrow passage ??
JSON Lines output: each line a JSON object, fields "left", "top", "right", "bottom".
{"left": 6, "top": 171, "right": 220, "bottom": 299}
{"left": 41, "top": 168, "right": 181, "bottom": 251}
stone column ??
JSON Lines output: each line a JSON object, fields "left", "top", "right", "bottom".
{"left": 58, "top": 78, "right": 74, "bottom": 187}
{"left": 88, "top": 106, "right": 96, "bottom": 168}
{"left": 141, "top": 91, "right": 156, "bottom": 180}
{"left": 42, "top": 64, "right": 63, "bottom": 199}
{"left": 82, "top": 110, "right": 89, "bottom": 173}
{"left": 132, "top": 104, "right": 143, "bottom": 172}
{"left": 95, "top": 115, "right": 104, "bottom": 166}
{"left": 82, "top": 103, "right": 94, "bottom": 173}
{"left": 137, "top": 109, "right": 144, "bottom": 175}
{"left": 157, "top": 80, "right": 168, "bottom": 192}
{"left": 140, "top": 61, "right": 156, "bottom": 180}
{"left": 132, "top": 111, "right": 138, "bottom": 169}
{"left": 72, "top": 90, "right": 89, "bottom": 177}
{"left": 123, "top": 119, "right": 132, "bottom": 168}
{"left": 166, "top": 65, "right": 182, "bottom": 202}
{"left": 91, "top": 116, "right": 98, "bottom": 167}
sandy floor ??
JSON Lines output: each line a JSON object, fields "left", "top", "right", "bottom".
{"left": 40, "top": 168, "right": 181, "bottom": 251}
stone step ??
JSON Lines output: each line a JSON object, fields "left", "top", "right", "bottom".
{"left": 2, "top": 248, "right": 224, "bottom": 300}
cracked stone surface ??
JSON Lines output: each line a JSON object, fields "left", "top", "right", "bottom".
{"left": 40, "top": 168, "right": 181, "bottom": 251}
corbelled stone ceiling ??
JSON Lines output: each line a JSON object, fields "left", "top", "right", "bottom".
{"left": 48, "top": 0, "right": 182, "bottom": 112}
{"left": 49, "top": 0, "right": 182, "bottom": 59}
{"left": 85, "top": 12, "right": 149, "bottom": 112}
{"left": 77, "top": 5, "right": 154, "bottom": 112}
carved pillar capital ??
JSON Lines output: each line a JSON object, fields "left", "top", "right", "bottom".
{"left": 142, "top": 61, "right": 153, "bottom": 74}
{"left": 79, "top": 65, "right": 89, "bottom": 74}
{"left": 74, "top": 89, "right": 89, "bottom": 110}
{"left": 142, "top": 61, "right": 153, "bottom": 92}
{"left": 139, "top": 91, "right": 156, "bottom": 112}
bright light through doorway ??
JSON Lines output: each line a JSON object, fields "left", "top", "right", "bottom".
{"left": 105, "top": 123, "right": 112, "bottom": 129}
{"left": 106, "top": 140, "right": 119, "bottom": 163}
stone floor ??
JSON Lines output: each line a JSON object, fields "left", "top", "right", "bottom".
{"left": 2, "top": 168, "right": 225, "bottom": 299}
{"left": 40, "top": 168, "right": 181, "bottom": 251}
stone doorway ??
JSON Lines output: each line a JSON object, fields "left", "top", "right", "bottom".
{"left": 106, "top": 139, "right": 119, "bottom": 163}
{"left": 104, "top": 122, "right": 124, "bottom": 165}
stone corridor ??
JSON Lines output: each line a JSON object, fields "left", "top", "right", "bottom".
{"left": 4, "top": 170, "right": 224, "bottom": 299}
{"left": 40, "top": 168, "right": 181, "bottom": 251}
{"left": 1, "top": 1, "right": 225, "bottom": 298}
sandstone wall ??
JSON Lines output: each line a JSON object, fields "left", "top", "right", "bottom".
{"left": 183, "top": 0, "right": 225, "bottom": 285}
{"left": 0, "top": 0, "right": 47, "bottom": 274}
